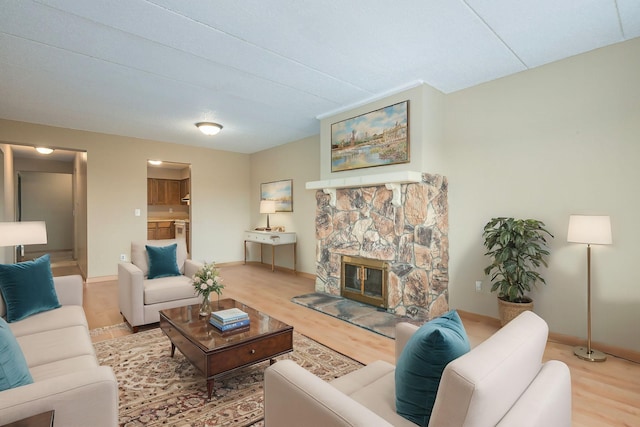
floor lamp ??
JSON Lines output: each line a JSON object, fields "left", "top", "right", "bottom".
{"left": 0, "top": 221, "right": 48, "bottom": 262}
{"left": 567, "top": 215, "right": 612, "bottom": 362}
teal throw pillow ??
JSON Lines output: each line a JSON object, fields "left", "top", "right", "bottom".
{"left": 395, "top": 310, "right": 471, "bottom": 426}
{"left": 0, "top": 254, "right": 60, "bottom": 322}
{"left": 146, "top": 244, "right": 181, "bottom": 279}
{"left": 0, "top": 317, "right": 34, "bottom": 391}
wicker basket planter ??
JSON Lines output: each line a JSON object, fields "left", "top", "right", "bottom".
{"left": 497, "top": 297, "right": 533, "bottom": 326}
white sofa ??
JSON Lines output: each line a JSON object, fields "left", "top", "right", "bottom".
{"left": 264, "top": 311, "right": 572, "bottom": 427}
{"left": 0, "top": 275, "right": 118, "bottom": 426}
{"left": 118, "top": 239, "right": 202, "bottom": 331}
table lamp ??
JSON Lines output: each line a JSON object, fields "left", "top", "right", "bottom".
{"left": 567, "top": 214, "right": 612, "bottom": 362}
{"left": 259, "top": 200, "right": 276, "bottom": 231}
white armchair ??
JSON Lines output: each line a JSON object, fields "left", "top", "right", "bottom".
{"left": 118, "top": 239, "right": 202, "bottom": 332}
{"left": 264, "top": 311, "right": 572, "bottom": 427}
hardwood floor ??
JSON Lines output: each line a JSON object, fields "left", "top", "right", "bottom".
{"left": 78, "top": 263, "right": 639, "bottom": 427}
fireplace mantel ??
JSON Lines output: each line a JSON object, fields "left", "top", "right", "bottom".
{"left": 305, "top": 170, "right": 422, "bottom": 207}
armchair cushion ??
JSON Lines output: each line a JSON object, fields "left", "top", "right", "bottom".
{"left": 132, "top": 239, "right": 187, "bottom": 277}
{"left": 0, "top": 317, "right": 33, "bottom": 391}
{"left": 146, "top": 243, "right": 181, "bottom": 279}
{"left": 0, "top": 254, "right": 60, "bottom": 322}
{"left": 395, "top": 310, "right": 470, "bottom": 426}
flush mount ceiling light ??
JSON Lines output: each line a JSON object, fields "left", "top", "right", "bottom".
{"left": 35, "top": 147, "right": 54, "bottom": 154}
{"left": 195, "top": 122, "right": 223, "bottom": 136}
{"left": 148, "top": 160, "right": 163, "bottom": 165}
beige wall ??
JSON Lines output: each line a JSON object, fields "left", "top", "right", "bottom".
{"left": 444, "top": 38, "right": 640, "bottom": 352}
{"left": 19, "top": 171, "right": 73, "bottom": 253}
{"left": 0, "top": 121, "right": 251, "bottom": 277}
{"left": 249, "top": 135, "right": 320, "bottom": 274}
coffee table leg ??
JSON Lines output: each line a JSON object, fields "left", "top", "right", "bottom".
{"left": 170, "top": 343, "right": 176, "bottom": 358}
{"left": 207, "top": 380, "right": 214, "bottom": 400}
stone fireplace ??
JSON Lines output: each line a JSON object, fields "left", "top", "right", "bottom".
{"left": 313, "top": 173, "right": 449, "bottom": 319}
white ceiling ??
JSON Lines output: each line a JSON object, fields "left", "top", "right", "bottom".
{"left": 1, "top": 0, "right": 639, "bottom": 154}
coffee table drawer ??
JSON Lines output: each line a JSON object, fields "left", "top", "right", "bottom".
{"left": 209, "top": 329, "right": 292, "bottom": 374}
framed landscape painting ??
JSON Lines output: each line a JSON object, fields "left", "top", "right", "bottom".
{"left": 331, "top": 100, "right": 409, "bottom": 172}
{"left": 261, "top": 179, "right": 293, "bottom": 212}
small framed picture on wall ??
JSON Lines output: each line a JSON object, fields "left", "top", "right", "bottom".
{"left": 260, "top": 179, "right": 293, "bottom": 212}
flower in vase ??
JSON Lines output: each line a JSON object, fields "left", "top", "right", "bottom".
{"left": 191, "top": 261, "right": 224, "bottom": 299}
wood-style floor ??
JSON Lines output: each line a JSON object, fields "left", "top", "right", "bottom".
{"left": 73, "top": 263, "right": 639, "bottom": 427}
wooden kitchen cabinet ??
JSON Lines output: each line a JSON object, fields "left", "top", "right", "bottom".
{"left": 148, "top": 179, "right": 182, "bottom": 205}
{"left": 147, "top": 221, "right": 156, "bottom": 240}
{"left": 148, "top": 221, "right": 175, "bottom": 239}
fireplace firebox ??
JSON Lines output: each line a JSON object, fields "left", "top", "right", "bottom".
{"left": 341, "top": 255, "right": 389, "bottom": 308}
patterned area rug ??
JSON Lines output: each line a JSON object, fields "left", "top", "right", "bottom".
{"left": 291, "top": 293, "right": 426, "bottom": 339}
{"left": 93, "top": 327, "right": 362, "bottom": 427}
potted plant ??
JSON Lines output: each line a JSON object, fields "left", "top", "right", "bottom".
{"left": 482, "top": 217, "right": 553, "bottom": 325}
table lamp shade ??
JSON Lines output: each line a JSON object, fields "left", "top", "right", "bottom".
{"left": 0, "top": 221, "right": 48, "bottom": 247}
{"left": 260, "top": 200, "right": 277, "bottom": 214}
{"left": 567, "top": 215, "right": 612, "bottom": 245}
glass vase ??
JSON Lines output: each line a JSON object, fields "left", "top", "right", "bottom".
{"left": 199, "top": 294, "right": 212, "bottom": 317}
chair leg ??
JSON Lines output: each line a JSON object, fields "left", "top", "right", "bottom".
{"left": 122, "top": 316, "right": 139, "bottom": 333}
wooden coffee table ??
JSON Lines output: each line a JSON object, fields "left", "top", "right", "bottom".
{"left": 159, "top": 298, "right": 293, "bottom": 399}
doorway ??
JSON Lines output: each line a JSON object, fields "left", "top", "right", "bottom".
{"left": 147, "top": 161, "right": 191, "bottom": 253}
{"left": 1, "top": 144, "right": 87, "bottom": 277}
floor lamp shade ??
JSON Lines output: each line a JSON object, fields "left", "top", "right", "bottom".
{"left": 567, "top": 215, "right": 612, "bottom": 245}
{"left": 567, "top": 215, "right": 611, "bottom": 362}
{"left": 0, "top": 221, "right": 48, "bottom": 247}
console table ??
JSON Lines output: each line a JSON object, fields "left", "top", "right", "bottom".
{"left": 244, "top": 230, "right": 297, "bottom": 272}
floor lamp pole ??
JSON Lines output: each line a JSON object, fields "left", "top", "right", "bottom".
{"left": 574, "top": 243, "right": 607, "bottom": 362}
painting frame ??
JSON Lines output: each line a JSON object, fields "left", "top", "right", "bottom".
{"left": 260, "top": 179, "right": 293, "bottom": 212}
{"left": 331, "top": 100, "right": 410, "bottom": 172}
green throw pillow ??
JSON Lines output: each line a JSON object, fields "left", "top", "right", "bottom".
{"left": 395, "top": 310, "right": 471, "bottom": 426}
{"left": 146, "top": 244, "right": 181, "bottom": 279}
{"left": 0, "top": 317, "right": 34, "bottom": 391}
{"left": 0, "top": 254, "right": 60, "bottom": 322}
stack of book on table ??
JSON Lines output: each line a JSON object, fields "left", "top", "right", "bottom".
{"left": 210, "top": 307, "right": 250, "bottom": 333}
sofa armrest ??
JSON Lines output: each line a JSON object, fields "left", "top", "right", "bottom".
{"left": 497, "top": 360, "right": 572, "bottom": 427}
{"left": 0, "top": 366, "right": 118, "bottom": 427}
{"left": 53, "top": 275, "right": 83, "bottom": 306}
{"left": 264, "top": 359, "right": 393, "bottom": 427}
{"left": 118, "top": 262, "right": 145, "bottom": 327}
{"left": 395, "top": 322, "right": 419, "bottom": 362}
{"left": 184, "top": 259, "right": 203, "bottom": 279}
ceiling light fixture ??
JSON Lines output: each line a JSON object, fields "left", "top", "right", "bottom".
{"left": 35, "top": 147, "right": 54, "bottom": 155}
{"left": 196, "top": 122, "right": 223, "bottom": 136}
{"left": 148, "top": 160, "right": 163, "bottom": 166}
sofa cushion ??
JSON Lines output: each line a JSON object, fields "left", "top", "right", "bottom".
{"left": 146, "top": 244, "right": 181, "bottom": 279}
{"left": 143, "top": 275, "right": 196, "bottom": 305}
{"left": 16, "top": 325, "right": 96, "bottom": 368}
{"left": 132, "top": 239, "right": 187, "bottom": 278}
{"left": 395, "top": 310, "right": 470, "bottom": 427}
{"left": 9, "top": 305, "right": 88, "bottom": 338}
{"left": 29, "top": 354, "right": 98, "bottom": 382}
{"left": 0, "top": 254, "right": 60, "bottom": 322}
{"left": 0, "top": 317, "right": 33, "bottom": 391}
